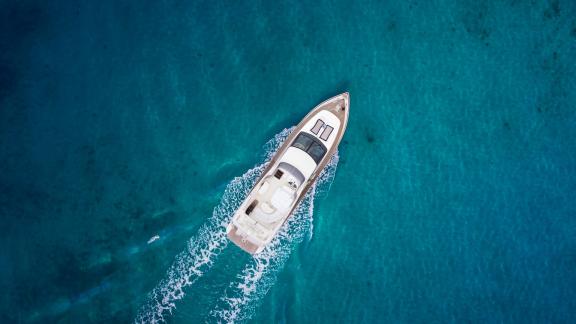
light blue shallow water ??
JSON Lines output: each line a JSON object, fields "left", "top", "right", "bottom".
{"left": 1, "top": 0, "right": 576, "bottom": 323}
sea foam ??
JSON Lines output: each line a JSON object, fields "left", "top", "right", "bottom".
{"left": 136, "top": 128, "right": 339, "bottom": 323}
{"left": 135, "top": 128, "right": 293, "bottom": 323}
{"left": 210, "top": 152, "right": 339, "bottom": 323}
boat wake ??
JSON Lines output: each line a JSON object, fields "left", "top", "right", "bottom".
{"left": 135, "top": 128, "right": 339, "bottom": 323}
{"left": 210, "top": 153, "right": 339, "bottom": 323}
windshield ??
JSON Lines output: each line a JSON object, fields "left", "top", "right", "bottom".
{"left": 290, "top": 133, "right": 327, "bottom": 164}
{"left": 292, "top": 133, "right": 314, "bottom": 151}
{"left": 307, "top": 142, "right": 326, "bottom": 163}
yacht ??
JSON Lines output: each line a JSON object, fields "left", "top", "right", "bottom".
{"left": 226, "top": 93, "right": 350, "bottom": 254}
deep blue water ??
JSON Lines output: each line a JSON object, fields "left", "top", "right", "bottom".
{"left": 1, "top": 0, "right": 576, "bottom": 322}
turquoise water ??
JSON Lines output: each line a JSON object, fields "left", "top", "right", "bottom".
{"left": 1, "top": 0, "right": 576, "bottom": 322}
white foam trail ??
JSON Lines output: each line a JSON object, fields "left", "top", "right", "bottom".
{"left": 147, "top": 235, "right": 161, "bottom": 244}
{"left": 210, "top": 152, "right": 340, "bottom": 323}
{"left": 315, "top": 151, "right": 340, "bottom": 197}
{"left": 136, "top": 128, "right": 293, "bottom": 323}
{"left": 262, "top": 127, "right": 295, "bottom": 161}
{"left": 306, "top": 184, "right": 317, "bottom": 241}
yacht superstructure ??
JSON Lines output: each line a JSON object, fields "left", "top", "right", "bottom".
{"left": 226, "top": 93, "right": 350, "bottom": 254}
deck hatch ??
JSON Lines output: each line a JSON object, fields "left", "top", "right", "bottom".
{"left": 320, "top": 125, "right": 334, "bottom": 141}
{"left": 310, "top": 119, "right": 324, "bottom": 135}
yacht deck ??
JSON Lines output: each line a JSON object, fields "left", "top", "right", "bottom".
{"left": 227, "top": 93, "right": 349, "bottom": 254}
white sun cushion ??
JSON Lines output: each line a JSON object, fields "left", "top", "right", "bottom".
{"left": 271, "top": 187, "right": 295, "bottom": 211}
{"left": 260, "top": 202, "right": 276, "bottom": 214}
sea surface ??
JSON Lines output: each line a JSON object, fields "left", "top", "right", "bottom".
{"left": 1, "top": 0, "right": 576, "bottom": 323}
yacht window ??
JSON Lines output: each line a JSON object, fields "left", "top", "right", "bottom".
{"left": 291, "top": 133, "right": 314, "bottom": 151}
{"left": 320, "top": 125, "right": 334, "bottom": 141}
{"left": 245, "top": 200, "right": 258, "bottom": 215}
{"left": 307, "top": 142, "right": 327, "bottom": 164}
{"left": 291, "top": 133, "right": 327, "bottom": 164}
{"left": 310, "top": 119, "right": 324, "bottom": 135}
{"left": 274, "top": 169, "right": 284, "bottom": 179}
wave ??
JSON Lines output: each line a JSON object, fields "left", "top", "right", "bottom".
{"left": 210, "top": 151, "right": 339, "bottom": 323}
{"left": 135, "top": 128, "right": 293, "bottom": 323}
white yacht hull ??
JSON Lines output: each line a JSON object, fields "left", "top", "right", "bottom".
{"left": 226, "top": 93, "right": 350, "bottom": 254}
